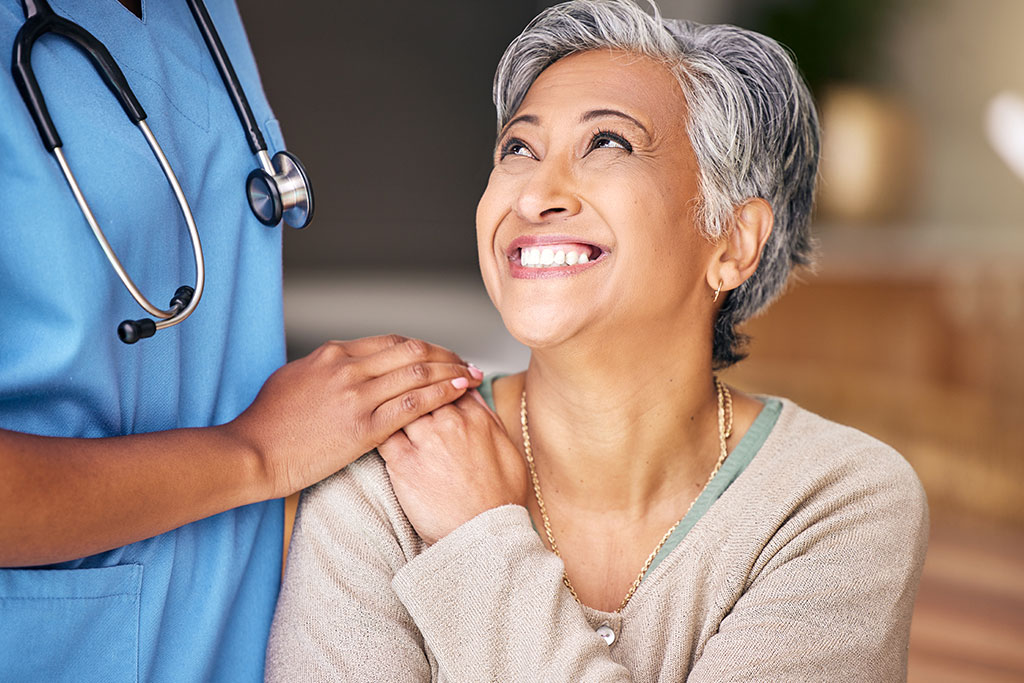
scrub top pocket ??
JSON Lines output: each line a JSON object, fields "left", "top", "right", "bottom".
{"left": 0, "top": 563, "right": 142, "bottom": 682}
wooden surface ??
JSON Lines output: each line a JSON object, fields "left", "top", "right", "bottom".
{"left": 723, "top": 275, "right": 1024, "bottom": 526}
{"left": 908, "top": 519, "right": 1024, "bottom": 682}
{"left": 722, "top": 264, "right": 1024, "bottom": 681}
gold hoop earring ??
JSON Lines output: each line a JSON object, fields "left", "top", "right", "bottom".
{"left": 712, "top": 280, "right": 723, "bottom": 303}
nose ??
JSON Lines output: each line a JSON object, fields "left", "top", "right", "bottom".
{"left": 514, "top": 154, "right": 582, "bottom": 223}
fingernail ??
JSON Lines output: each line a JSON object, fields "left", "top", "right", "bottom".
{"left": 467, "top": 363, "right": 484, "bottom": 380}
{"left": 451, "top": 377, "right": 469, "bottom": 390}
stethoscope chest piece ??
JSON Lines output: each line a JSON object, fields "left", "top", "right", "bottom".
{"left": 246, "top": 150, "right": 314, "bottom": 229}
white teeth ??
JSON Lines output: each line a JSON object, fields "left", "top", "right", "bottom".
{"left": 520, "top": 247, "right": 539, "bottom": 266}
{"left": 519, "top": 246, "right": 594, "bottom": 268}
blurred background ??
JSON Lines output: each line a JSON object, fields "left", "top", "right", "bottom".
{"left": 240, "top": 1, "right": 1023, "bottom": 679}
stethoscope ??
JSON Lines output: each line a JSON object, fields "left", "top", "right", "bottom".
{"left": 11, "top": 0, "right": 314, "bottom": 343}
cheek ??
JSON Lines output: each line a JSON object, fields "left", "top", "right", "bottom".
{"left": 475, "top": 173, "right": 506, "bottom": 304}
{"left": 475, "top": 177, "right": 498, "bottom": 251}
{"left": 597, "top": 171, "right": 710, "bottom": 298}
{"left": 476, "top": 169, "right": 509, "bottom": 236}
{"left": 475, "top": 168, "right": 526, "bottom": 259}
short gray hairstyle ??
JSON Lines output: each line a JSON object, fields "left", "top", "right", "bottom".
{"left": 493, "top": 0, "right": 820, "bottom": 368}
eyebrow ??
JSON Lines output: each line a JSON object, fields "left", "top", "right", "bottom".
{"left": 498, "top": 109, "right": 651, "bottom": 141}
{"left": 498, "top": 114, "right": 539, "bottom": 140}
{"left": 579, "top": 109, "right": 651, "bottom": 139}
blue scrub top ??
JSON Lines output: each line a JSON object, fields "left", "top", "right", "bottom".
{"left": 1, "top": 1, "right": 287, "bottom": 680}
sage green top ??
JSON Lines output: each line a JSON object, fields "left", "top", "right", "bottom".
{"left": 267, "top": 382, "right": 928, "bottom": 682}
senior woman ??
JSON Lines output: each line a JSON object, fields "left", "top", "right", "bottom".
{"left": 266, "top": 1, "right": 928, "bottom": 680}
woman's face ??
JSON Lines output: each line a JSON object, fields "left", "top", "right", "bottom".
{"left": 477, "top": 49, "right": 717, "bottom": 350}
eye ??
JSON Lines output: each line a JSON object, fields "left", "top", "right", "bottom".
{"left": 499, "top": 137, "right": 536, "bottom": 160}
{"left": 588, "top": 130, "right": 633, "bottom": 154}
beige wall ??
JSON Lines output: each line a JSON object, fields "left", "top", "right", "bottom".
{"left": 886, "top": 0, "right": 1024, "bottom": 229}
{"left": 660, "top": 0, "right": 1024, "bottom": 232}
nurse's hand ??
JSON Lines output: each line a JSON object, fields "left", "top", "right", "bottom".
{"left": 228, "top": 335, "right": 483, "bottom": 498}
{"left": 378, "top": 391, "right": 528, "bottom": 545}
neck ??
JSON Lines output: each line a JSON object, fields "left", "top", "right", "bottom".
{"left": 513, "top": 337, "right": 722, "bottom": 516}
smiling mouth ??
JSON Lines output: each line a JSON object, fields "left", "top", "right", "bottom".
{"left": 508, "top": 241, "right": 605, "bottom": 270}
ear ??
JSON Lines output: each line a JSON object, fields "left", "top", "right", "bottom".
{"left": 706, "top": 198, "right": 773, "bottom": 298}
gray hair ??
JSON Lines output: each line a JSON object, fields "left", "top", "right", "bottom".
{"left": 493, "top": 0, "right": 820, "bottom": 368}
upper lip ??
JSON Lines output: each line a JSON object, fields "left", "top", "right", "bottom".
{"left": 505, "top": 234, "right": 610, "bottom": 259}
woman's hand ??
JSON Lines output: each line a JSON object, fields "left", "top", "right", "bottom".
{"left": 378, "top": 391, "right": 528, "bottom": 545}
{"left": 226, "top": 335, "right": 483, "bottom": 499}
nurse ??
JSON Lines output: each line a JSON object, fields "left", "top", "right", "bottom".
{"left": 0, "top": 0, "right": 480, "bottom": 680}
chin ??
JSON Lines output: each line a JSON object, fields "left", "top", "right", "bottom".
{"left": 498, "top": 307, "right": 583, "bottom": 350}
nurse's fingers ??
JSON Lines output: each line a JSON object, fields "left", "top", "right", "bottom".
{"left": 369, "top": 379, "right": 472, "bottom": 443}
{"left": 364, "top": 361, "right": 482, "bottom": 409}
{"left": 330, "top": 335, "right": 468, "bottom": 369}
{"left": 325, "top": 334, "right": 409, "bottom": 357}
{"left": 354, "top": 336, "right": 473, "bottom": 379}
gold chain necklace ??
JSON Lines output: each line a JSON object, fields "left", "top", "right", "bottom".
{"left": 519, "top": 376, "right": 733, "bottom": 613}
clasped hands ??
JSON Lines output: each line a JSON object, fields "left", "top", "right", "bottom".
{"left": 227, "top": 332, "right": 526, "bottom": 542}
{"left": 228, "top": 334, "right": 494, "bottom": 498}
{"left": 378, "top": 390, "right": 529, "bottom": 545}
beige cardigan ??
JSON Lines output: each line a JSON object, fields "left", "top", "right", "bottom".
{"left": 266, "top": 398, "right": 928, "bottom": 682}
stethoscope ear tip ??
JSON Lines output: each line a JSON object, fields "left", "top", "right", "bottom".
{"left": 118, "top": 318, "right": 156, "bottom": 344}
{"left": 116, "top": 286, "right": 196, "bottom": 343}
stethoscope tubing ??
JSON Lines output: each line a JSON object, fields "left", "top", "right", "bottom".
{"left": 137, "top": 120, "right": 204, "bottom": 328}
{"left": 11, "top": 0, "right": 312, "bottom": 341}
{"left": 13, "top": 0, "right": 147, "bottom": 150}
{"left": 184, "top": 0, "right": 266, "bottom": 156}
{"left": 51, "top": 120, "right": 205, "bottom": 328}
